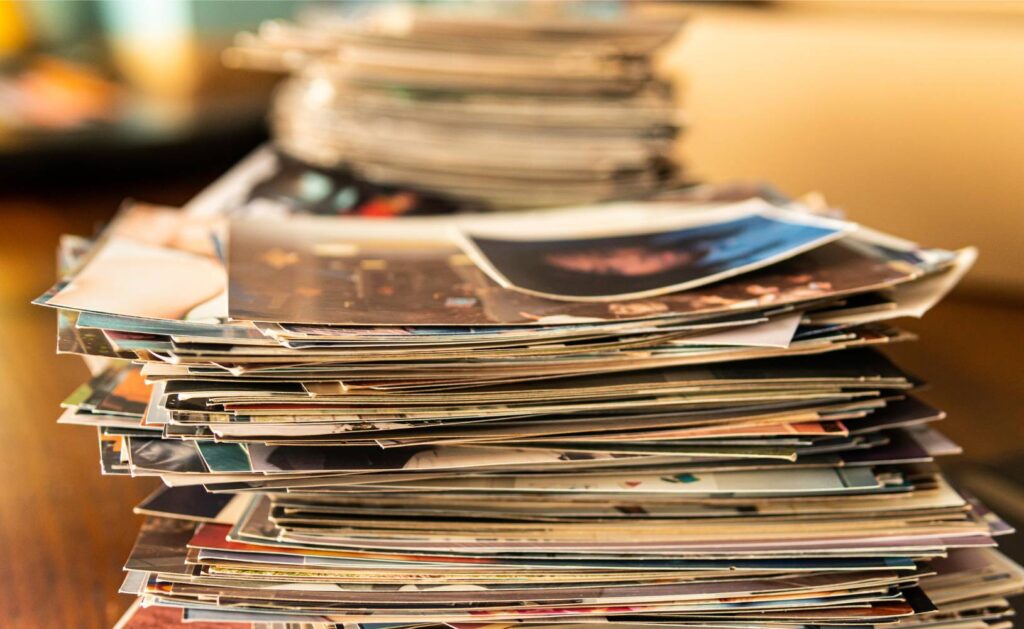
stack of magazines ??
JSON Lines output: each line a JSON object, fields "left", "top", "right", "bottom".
{"left": 225, "top": 4, "right": 684, "bottom": 210}
{"left": 38, "top": 147, "right": 1024, "bottom": 628}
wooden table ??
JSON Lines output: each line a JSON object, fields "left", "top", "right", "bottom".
{"left": 0, "top": 177, "right": 208, "bottom": 628}
{"left": 0, "top": 180, "right": 1021, "bottom": 627}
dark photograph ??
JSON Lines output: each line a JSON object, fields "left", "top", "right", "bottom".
{"left": 460, "top": 207, "right": 851, "bottom": 300}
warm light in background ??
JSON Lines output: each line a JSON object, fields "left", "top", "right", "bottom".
{"left": 660, "top": 2, "right": 1024, "bottom": 296}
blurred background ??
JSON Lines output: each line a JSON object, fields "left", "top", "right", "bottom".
{"left": 0, "top": 1, "right": 1021, "bottom": 627}
{"left": 2, "top": 0, "right": 1022, "bottom": 290}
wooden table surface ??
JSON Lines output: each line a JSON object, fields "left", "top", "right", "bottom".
{"left": 0, "top": 177, "right": 1021, "bottom": 628}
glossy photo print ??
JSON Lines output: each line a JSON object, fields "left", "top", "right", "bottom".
{"left": 458, "top": 204, "right": 853, "bottom": 301}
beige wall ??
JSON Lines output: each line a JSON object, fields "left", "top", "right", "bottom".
{"left": 658, "top": 3, "right": 1024, "bottom": 297}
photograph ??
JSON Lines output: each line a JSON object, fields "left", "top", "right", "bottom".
{"left": 459, "top": 206, "right": 852, "bottom": 301}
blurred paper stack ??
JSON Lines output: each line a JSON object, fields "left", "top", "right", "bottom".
{"left": 226, "top": 4, "right": 684, "bottom": 210}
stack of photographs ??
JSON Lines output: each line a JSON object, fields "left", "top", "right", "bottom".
{"left": 38, "top": 167, "right": 1023, "bottom": 628}
{"left": 225, "top": 5, "right": 684, "bottom": 210}
{"left": 179, "top": 145, "right": 778, "bottom": 220}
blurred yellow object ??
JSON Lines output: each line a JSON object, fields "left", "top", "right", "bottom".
{"left": 0, "top": 0, "right": 30, "bottom": 55}
{"left": 102, "top": 0, "right": 201, "bottom": 104}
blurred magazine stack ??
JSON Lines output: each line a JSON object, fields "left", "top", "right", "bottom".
{"left": 226, "top": 3, "right": 684, "bottom": 210}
